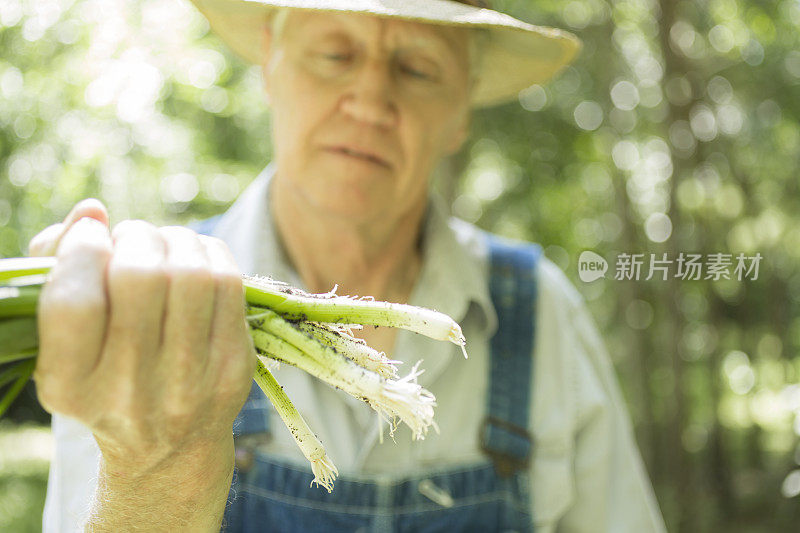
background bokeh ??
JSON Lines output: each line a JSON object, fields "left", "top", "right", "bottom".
{"left": 1, "top": 0, "right": 798, "bottom": 531}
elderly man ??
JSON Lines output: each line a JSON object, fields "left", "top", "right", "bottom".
{"left": 35, "top": 0, "right": 667, "bottom": 531}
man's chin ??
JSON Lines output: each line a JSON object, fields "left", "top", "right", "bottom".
{"left": 307, "top": 195, "right": 386, "bottom": 223}
{"left": 300, "top": 174, "right": 390, "bottom": 217}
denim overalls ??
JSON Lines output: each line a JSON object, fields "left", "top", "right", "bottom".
{"left": 194, "top": 217, "right": 541, "bottom": 533}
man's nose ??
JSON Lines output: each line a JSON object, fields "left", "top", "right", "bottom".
{"left": 340, "top": 59, "right": 397, "bottom": 129}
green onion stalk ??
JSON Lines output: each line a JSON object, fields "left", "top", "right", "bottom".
{"left": 0, "top": 256, "right": 467, "bottom": 492}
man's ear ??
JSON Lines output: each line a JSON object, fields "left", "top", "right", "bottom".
{"left": 445, "top": 108, "right": 471, "bottom": 155}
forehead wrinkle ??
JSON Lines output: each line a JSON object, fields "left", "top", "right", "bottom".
{"left": 403, "top": 24, "right": 468, "bottom": 56}
{"left": 289, "top": 11, "right": 468, "bottom": 65}
{"left": 381, "top": 19, "right": 470, "bottom": 69}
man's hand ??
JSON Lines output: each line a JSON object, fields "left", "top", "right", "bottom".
{"left": 30, "top": 199, "right": 256, "bottom": 530}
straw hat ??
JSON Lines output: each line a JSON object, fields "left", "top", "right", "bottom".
{"left": 188, "top": 0, "right": 581, "bottom": 108}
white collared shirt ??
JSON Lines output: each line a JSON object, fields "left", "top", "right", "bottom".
{"left": 43, "top": 165, "right": 667, "bottom": 532}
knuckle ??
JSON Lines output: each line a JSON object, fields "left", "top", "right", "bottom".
{"left": 169, "top": 264, "right": 214, "bottom": 290}
{"left": 112, "top": 219, "right": 157, "bottom": 238}
{"left": 109, "top": 262, "right": 168, "bottom": 289}
{"left": 41, "top": 291, "right": 105, "bottom": 320}
{"left": 159, "top": 225, "right": 197, "bottom": 240}
{"left": 59, "top": 236, "right": 112, "bottom": 262}
{"left": 215, "top": 270, "right": 243, "bottom": 295}
{"left": 40, "top": 275, "right": 106, "bottom": 319}
{"left": 201, "top": 236, "right": 241, "bottom": 272}
{"left": 202, "top": 235, "right": 227, "bottom": 250}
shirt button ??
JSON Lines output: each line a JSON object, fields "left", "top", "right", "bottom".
{"left": 418, "top": 479, "right": 454, "bottom": 508}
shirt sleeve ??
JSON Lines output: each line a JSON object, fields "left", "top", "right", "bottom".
{"left": 42, "top": 413, "right": 101, "bottom": 533}
{"left": 557, "top": 291, "right": 667, "bottom": 533}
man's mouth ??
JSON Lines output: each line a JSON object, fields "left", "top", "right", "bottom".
{"left": 325, "top": 146, "right": 392, "bottom": 169}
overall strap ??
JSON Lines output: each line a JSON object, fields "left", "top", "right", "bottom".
{"left": 190, "top": 215, "right": 271, "bottom": 437}
{"left": 481, "top": 234, "right": 541, "bottom": 477}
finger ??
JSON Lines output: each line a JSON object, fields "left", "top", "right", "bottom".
{"left": 102, "top": 221, "right": 168, "bottom": 380}
{"left": 28, "top": 223, "right": 65, "bottom": 257}
{"left": 200, "top": 236, "right": 254, "bottom": 392}
{"left": 203, "top": 236, "right": 245, "bottom": 345}
{"left": 35, "top": 218, "right": 112, "bottom": 411}
{"left": 64, "top": 198, "right": 109, "bottom": 228}
{"left": 27, "top": 199, "right": 109, "bottom": 257}
{"left": 158, "top": 226, "right": 214, "bottom": 385}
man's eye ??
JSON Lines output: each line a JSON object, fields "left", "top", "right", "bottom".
{"left": 404, "top": 68, "right": 429, "bottom": 79}
{"left": 398, "top": 58, "right": 439, "bottom": 82}
{"left": 322, "top": 53, "right": 351, "bottom": 62}
{"left": 401, "top": 64, "right": 432, "bottom": 80}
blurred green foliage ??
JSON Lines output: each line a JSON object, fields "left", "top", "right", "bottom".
{"left": 1, "top": 0, "right": 799, "bottom": 531}
{"left": 0, "top": 423, "right": 50, "bottom": 533}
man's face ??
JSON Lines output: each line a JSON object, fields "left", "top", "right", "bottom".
{"left": 262, "top": 11, "right": 472, "bottom": 224}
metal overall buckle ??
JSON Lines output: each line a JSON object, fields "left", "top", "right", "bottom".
{"left": 479, "top": 416, "right": 533, "bottom": 477}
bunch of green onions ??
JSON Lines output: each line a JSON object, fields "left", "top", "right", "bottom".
{"left": 0, "top": 256, "right": 467, "bottom": 491}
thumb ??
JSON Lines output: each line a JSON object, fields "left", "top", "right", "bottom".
{"left": 27, "top": 198, "right": 110, "bottom": 257}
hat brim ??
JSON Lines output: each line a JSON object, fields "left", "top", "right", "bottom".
{"left": 189, "top": 0, "right": 581, "bottom": 108}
